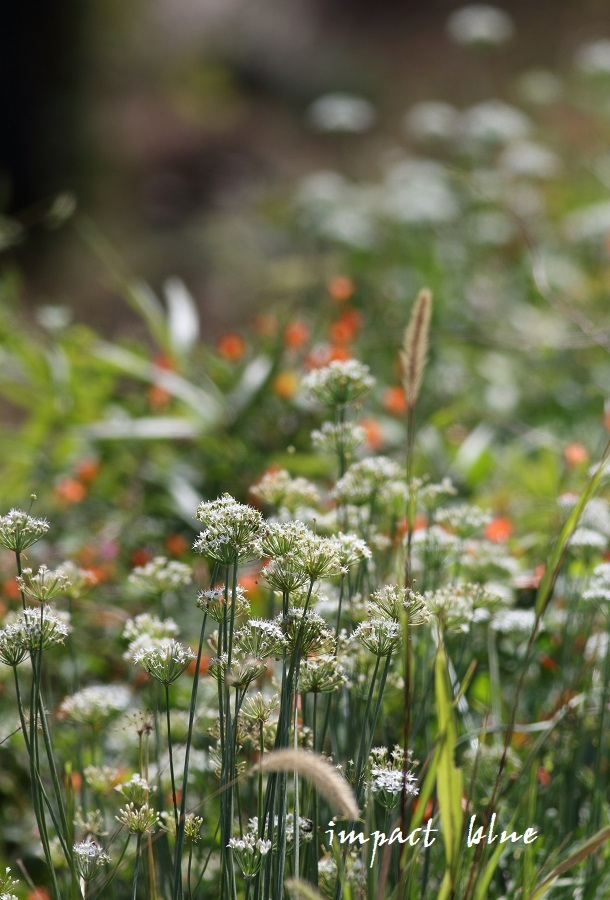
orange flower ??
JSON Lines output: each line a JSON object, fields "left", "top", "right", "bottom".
{"left": 328, "top": 345, "right": 352, "bottom": 363}
{"left": 329, "top": 310, "right": 362, "bottom": 345}
{"left": 484, "top": 517, "right": 513, "bottom": 543}
{"left": 383, "top": 386, "right": 408, "bottom": 415}
{"left": 188, "top": 653, "right": 211, "bottom": 675}
{"left": 284, "top": 320, "right": 310, "bottom": 351}
{"left": 273, "top": 371, "right": 299, "bottom": 399}
{"left": 360, "top": 417, "right": 384, "bottom": 450}
{"left": 254, "top": 314, "right": 278, "bottom": 336}
{"left": 217, "top": 334, "right": 246, "bottom": 361}
{"left": 28, "top": 890, "right": 51, "bottom": 900}
{"left": 54, "top": 478, "right": 87, "bottom": 505}
{"left": 148, "top": 383, "right": 171, "bottom": 411}
{"left": 130, "top": 548, "right": 154, "bottom": 567}
{"left": 539, "top": 653, "right": 558, "bottom": 672}
{"left": 75, "top": 458, "right": 100, "bottom": 483}
{"left": 166, "top": 534, "right": 189, "bottom": 556}
{"left": 327, "top": 275, "right": 355, "bottom": 302}
{"left": 2, "top": 577, "right": 21, "bottom": 600}
{"left": 563, "top": 442, "right": 589, "bottom": 466}
{"left": 537, "top": 767, "right": 551, "bottom": 786}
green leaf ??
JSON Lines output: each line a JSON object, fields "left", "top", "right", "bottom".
{"left": 435, "top": 641, "right": 464, "bottom": 896}
{"left": 530, "top": 825, "right": 610, "bottom": 899}
{"left": 535, "top": 440, "right": 610, "bottom": 617}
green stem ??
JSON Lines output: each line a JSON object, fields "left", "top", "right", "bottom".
{"left": 132, "top": 834, "right": 142, "bottom": 900}
{"left": 165, "top": 684, "right": 179, "bottom": 828}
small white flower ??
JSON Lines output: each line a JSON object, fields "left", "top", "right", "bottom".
{"left": 59, "top": 684, "right": 131, "bottom": 725}
{"left": 307, "top": 93, "right": 376, "bottom": 133}
{"left": 447, "top": 5, "right": 514, "bottom": 47}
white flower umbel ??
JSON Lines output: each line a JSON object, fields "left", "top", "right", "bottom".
{"left": 353, "top": 618, "right": 401, "bottom": 657}
{"left": 368, "top": 585, "right": 428, "bottom": 624}
{"left": 0, "top": 508, "right": 49, "bottom": 552}
{"left": 299, "top": 654, "right": 346, "bottom": 694}
{"left": 446, "top": 5, "right": 514, "bottom": 47}
{"left": 250, "top": 469, "right": 320, "bottom": 511}
{"left": 128, "top": 557, "right": 192, "bottom": 593}
{"left": 73, "top": 839, "right": 110, "bottom": 882}
{"left": 2, "top": 606, "right": 71, "bottom": 656}
{"left": 404, "top": 101, "right": 460, "bottom": 144}
{"left": 331, "top": 532, "right": 372, "bottom": 569}
{"left": 17, "top": 564, "right": 71, "bottom": 603}
{"left": 334, "top": 457, "right": 402, "bottom": 507}
{"left": 574, "top": 39, "right": 610, "bottom": 76}
{"left": 306, "top": 93, "right": 376, "bottom": 134}
{"left": 194, "top": 494, "right": 263, "bottom": 565}
{"left": 133, "top": 638, "right": 196, "bottom": 685}
{"left": 116, "top": 773, "right": 156, "bottom": 806}
{"left": 59, "top": 684, "right": 131, "bottom": 725}
{"left": 228, "top": 831, "right": 272, "bottom": 878}
{"left": 311, "top": 422, "right": 366, "bottom": 458}
{"left": 234, "top": 619, "right": 286, "bottom": 659}
{"left": 116, "top": 801, "right": 159, "bottom": 834}
{"left": 584, "top": 562, "right": 610, "bottom": 605}
{"left": 196, "top": 584, "right": 250, "bottom": 622}
{"left": 369, "top": 746, "right": 419, "bottom": 811}
{"left": 0, "top": 868, "right": 18, "bottom": 896}
{"left": 256, "top": 521, "right": 312, "bottom": 559}
{"left": 303, "top": 360, "right": 375, "bottom": 408}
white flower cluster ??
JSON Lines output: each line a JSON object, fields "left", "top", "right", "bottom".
{"left": 196, "top": 584, "right": 250, "bottom": 622}
{"left": 133, "top": 638, "right": 196, "bottom": 685}
{"left": 306, "top": 93, "right": 376, "bottom": 134}
{"left": 0, "top": 607, "right": 71, "bottom": 665}
{"left": 128, "top": 556, "right": 192, "bottom": 593}
{"left": 424, "top": 583, "right": 503, "bottom": 633}
{"left": 583, "top": 562, "right": 610, "bottom": 605}
{"left": 250, "top": 469, "right": 320, "bottom": 511}
{"left": 0, "top": 508, "right": 49, "bottom": 552}
{"left": 59, "top": 684, "right": 131, "bottom": 725}
{"left": 17, "top": 564, "right": 71, "bottom": 603}
{"left": 446, "top": 5, "right": 514, "bottom": 47}
{"left": 73, "top": 839, "right": 110, "bottom": 881}
{"left": 122, "top": 612, "right": 180, "bottom": 659}
{"left": 369, "top": 746, "right": 419, "bottom": 809}
{"left": 303, "top": 360, "right": 375, "bottom": 407}
{"left": 334, "top": 458, "right": 402, "bottom": 506}
{"left": 353, "top": 618, "right": 401, "bottom": 657}
{"left": 311, "top": 421, "right": 366, "bottom": 458}
{"left": 194, "top": 494, "right": 263, "bottom": 565}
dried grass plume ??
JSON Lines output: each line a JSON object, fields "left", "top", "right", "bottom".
{"left": 400, "top": 288, "right": 433, "bottom": 408}
{"left": 255, "top": 748, "right": 359, "bottom": 819}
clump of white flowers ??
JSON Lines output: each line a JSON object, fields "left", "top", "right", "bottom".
{"left": 303, "top": 360, "right": 375, "bottom": 408}
{"left": 133, "top": 638, "right": 196, "bottom": 685}
{"left": 128, "top": 556, "right": 192, "bottom": 594}
{"left": 250, "top": 469, "right": 320, "bottom": 512}
{"left": 0, "top": 507, "right": 49, "bottom": 552}
{"left": 59, "top": 684, "right": 131, "bottom": 725}
{"left": 306, "top": 93, "right": 376, "bottom": 134}
{"left": 73, "top": 839, "right": 110, "bottom": 882}
{"left": 353, "top": 618, "right": 401, "bottom": 657}
{"left": 16, "top": 564, "right": 71, "bottom": 603}
{"left": 369, "top": 746, "right": 419, "bottom": 810}
{"left": 446, "top": 5, "right": 514, "bottom": 47}
{"left": 228, "top": 831, "right": 272, "bottom": 878}
{"left": 194, "top": 494, "right": 263, "bottom": 565}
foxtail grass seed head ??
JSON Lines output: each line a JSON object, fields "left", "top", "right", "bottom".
{"left": 73, "top": 839, "right": 110, "bottom": 882}
{"left": 400, "top": 288, "right": 432, "bottom": 408}
{"left": 303, "top": 359, "right": 375, "bottom": 407}
{"left": 128, "top": 556, "right": 192, "bottom": 593}
{"left": 0, "top": 508, "right": 49, "bottom": 552}
{"left": 133, "top": 638, "right": 196, "bottom": 685}
{"left": 194, "top": 493, "right": 263, "bottom": 565}
{"left": 116, "top": 801, "right": 159, "bottom": 834}
{"left": 59, "top": 684, "right": 131, "bottom": 725}
{"left": 255, "top": 749, "right": 359, "bottom": 819}
{"left": 16, "top": 564, "right": 71, "bottom": 603}
{"left": 196, "top": 584, "right": 250, "bottom": 621}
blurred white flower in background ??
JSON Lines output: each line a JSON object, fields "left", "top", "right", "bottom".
{"left": 574, "top": 39, "right": 610, "bottom": 76}
{"left": 515, "top": 69, "right": 562, "bottom": 105}
{"left": 447, "top": 5, "right": 514, "bottom": 48}
{"left": 404, "top": 101, "right": 460, "bottom": 144}
{"left": 460, "top": 100, "right": 531, "bottom": 149}
{"left": 498, "top": 141, "right": 561, "bottom": 180}
{"left": 306, "top": 93, "right": 376, "bottom": 133}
